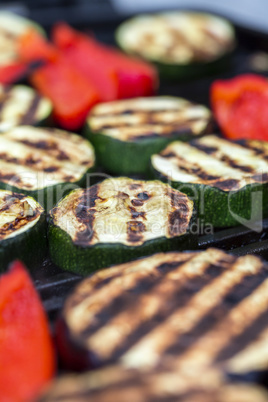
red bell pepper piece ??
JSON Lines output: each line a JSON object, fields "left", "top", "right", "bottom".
{"left": 52, "top": 23, "right": 158, "bottom": 100}
{"left": 31, "top": 56, "right": 100, "bottom": 130}
{"left": 0, "top": 62, "right": 27, "bottom": 85}
{"left": 16, "top": 28, "right": 58, "bottom": 63}
{"left": 0, "top": 261, "right": 55, "bottom": 402}
{"left": 211, "top": 74, "right": 268, "bottom": 141}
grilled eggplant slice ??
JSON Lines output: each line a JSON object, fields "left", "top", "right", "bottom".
{"left": 152, "top": 135, "right": 268, "bottom": 227}
{"left": 0, "top": 126, "right": 95, "bottom": 211}
{"left": 49, "top": 177, "right": 195, "bottom": 275}
{"left": 0, "top": 85, "right": 52, "bottom": 131}
{"left": 85, "top": 96, "right": 212, "bottom": 175}
{"left": 0, "top": 189, "right": 46, "bottom": 271}
{"left": 38, "top": 364, "right": 268, "bottom": 402}
{"left": 56, "top": 248, "right": 268, "bottom": 376}
{"left": 116, "top": 12, "right": 235, "bottom": 80}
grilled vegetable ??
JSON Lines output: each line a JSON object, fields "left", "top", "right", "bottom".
{"left": 0, "top": 261, "right": 55, "bottom": 402}
{"left": 38, "top": 364, "right": 268, "bottom": 402}
{"left": 151, "top": 135, "right": 268, "bottom": 227}
{"left": 0, "top": 189, "right": 46, "bottom": 271}
{"left": 0, "top": 84, "right": 52, "bottom": 132}
{"left": 116, "top": 12, "right": 235, "bottom": 80}
{"left": 211, "top": 74, "right": 268, "bottom": 141}
{"left": 0, "top": 11, "right": 44, "bottom": 84}
{"left": 0, "top": 126, "right": 95, "bottom": 211}
{"left": 56, "top": 248, "right": 268, "bottom": 376}
{"left": 85, "top": 96, "right": 212, "bottom": 175}
{"left": 49, "top": 177, "right": 195, "bottom": 275}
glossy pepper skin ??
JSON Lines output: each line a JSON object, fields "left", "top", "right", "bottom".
{"left": 211, "top": 74, "right": 268, "bottom": 141}
{"left": 0, "top": 261, "right": 55, "bottom": 402}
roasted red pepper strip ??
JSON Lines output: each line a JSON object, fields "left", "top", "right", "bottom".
{"left": 211, "top": 74, "right": 268, "bottom": 141}
{"left": 16, "top": 28, "right": 58, "bottom": 63}
{"left": 0, "top": 261, "right": 55, "bottom": 402}
{"left": 53, "top": 23, "right": 158, "bottom": 100}
{"left": 0, "top": 62, "right": 27, "bottom": 85}
{"left": 31, "top": 56, "right": 100, "bottom": 130}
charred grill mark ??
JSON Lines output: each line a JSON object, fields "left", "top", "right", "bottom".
{"left": 109, "top": 263, "right": 225, "bottom": 363}
{"left": 0, "top": 152, "right": 18, "bottom": 164}
{"left": 19, "top": 94, "right": 41, "bottom": 125}
{"left": 213, "top": 179, "right": 240, "bottom": 191}
{"left": 252, "top": 172, "right": 268, "bottom": 182}
{"left": 168, "top": 210, "right": 189, "bottom": 236}
{"left": 193, "top": 143, "right": 218, "bottom": 155}
{"left": 131, "top": 199, "right": 144, "bottom": 207}
{"left": 214, "top": 309, "right": 268, "bottom": 364}
{"left": 78, "top": 257, "right": 192, "bottom": 341}
{"left": 128, "top": 206, "right": 146, "bottom": 220}
{"left": 192, "top": 168, "right": 220, "bottom": 181}
{"left": 137, "top": 191, "right": 150, "bottom": 200}
{"left": 220, "top": 155, "right": 254, "bottom": 173}
{"left": 162, "top": 151, "right": 177, "bottom": 158}
{"left": 163, "top": 268, "right": 267, "bottom": 359}
{"left": 43, "top": 166, "right": 59, "bottom": 173}
{"left": 0, "top": 204, "right": 40, "bottom": 240}
{"left": 18, "top": 139, "right": 70, "bottom": 160}
{"left": 116, "top": 191, "right": 129, "bottom": 200}
{"left": 0, "top": 88, "right": 11, "bottom": 119}
{"left": 0, "top": 172, "right": 22, "bottom": 185}
{"left": 73, "top": 185, "right": 100, "bottom": 245}
{"left": 127, "top": 221, "right": 146, "bottom": 243}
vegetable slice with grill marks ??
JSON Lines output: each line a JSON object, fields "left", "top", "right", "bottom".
{"left": 49, "top": 177, "right": 195, "bottom": 275}
{"left": 56, "top": 248, "right": 268, "bottom": 377}
{"left": 151, "top": 135, "right": 268, "bottom": 227}
{"left": 0, "top": 84, "right": 52, "bottom": 131}
{"left": 38, "top": 364, "right": 268, "bottom": 402}
{"left": 116, "top": 12, "right": 235, "bottom": 80}
{"left": 0, "top": 189, "right": 46, "bottom": 271}
{"left": 85, "top": 96, "right": 212, "bottom": 175}
{"left": 0, "top": 126, "right": 95, "bottom": 210}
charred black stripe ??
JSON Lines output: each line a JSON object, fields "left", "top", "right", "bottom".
{"left": 171, "top": 153, "right": 221, "bottom": 181}
{"left": 90, "top": 108, "right": 189, "bottom": 118}
{"left": 219, "top": 155, "right": 254, "bottom": 173}
{"left": 213, "top": 308, "right": 268, "bottom": 364}
{"left": 193, "top": 142, "right": 218, "bottom": 155}
{"left": 127, "top": 220, "right": 146, "bottom": 243}
{"left": 77, "top": 256, "right": 195, "bottom": 340}
{"left": 73, "top": 185, "right": 100, "bottom": 246}
{"left": 0, "top": 87, "right": 12, "bottom": 119}
{"left": 163, "top": 267, "right": 267, "bottom": 359}
{"left": 108, "top": 262, "right": 226, "bottom": 363}
{"left": 19, "top": 94, "right": 41, "bottom": 125}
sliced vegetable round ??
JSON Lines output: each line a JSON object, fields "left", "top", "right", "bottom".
{"left": 49, "top": 177, "right": 195, "bottom": 275}
{"left": 0, "top": 126, "right": 95, "bottom": 211}
{"left": 0, "top": 189, "right": 46, "bottom": 271}
{"left": 0, "top": 11, "right": 44, "bottom": 84}
{"left": 151, "top": 135, "right": 268, "bottom": 227}
{"left": 116, "top": 12, "right": 235, "bottom": 80}
{"left": 85, "top": 96, "right": 212, "bottom": 175}
{"left": 38, "top": 363, "right": 268, "bottom": 402}
{"left": 0, "top": 84, "right": 52, "bottom": 131}
{"left": 56, "top": 248, "right": 268, "bottom": 376}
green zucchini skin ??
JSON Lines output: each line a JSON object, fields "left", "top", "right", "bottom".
{"left": 0, "top": 210, "right": 47, "bottom": 273}
{"left": 85, "top": 127, "right": 197, "bottom": 176}
{"left": 48, "top": 217, "right": 196, "bottom": 276}
{"left": 154, "top": 51, "right": 233, "bottom": 82}
{"left": 153, "top": 171, "right": 268, "bottom": 228}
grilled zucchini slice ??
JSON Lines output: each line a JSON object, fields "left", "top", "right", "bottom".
{"left": 38, "top": 364, "right": 268, "bottom": 402}
{"left": 85, "top": 96, "right": 212, "bottom": 175}
{"left": 0, "top": 85, "right": 52, "bottom": 131}
{"left": 0, "top": 189, "right": 46, "bottom": 271}
{"left": 116, "top": 12, "right": 235, "bottom": 80}
{"left": 152, "top": 135, "right": 268, "bottom": 227}
{"left": 0, "top": 126, "right": 95, "bottom": 211}
{"left": 48, "top": 177, "right": 195, "bottom": 275}
{"left": 56, "top": 248, "right": 268, "bottom": 376}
